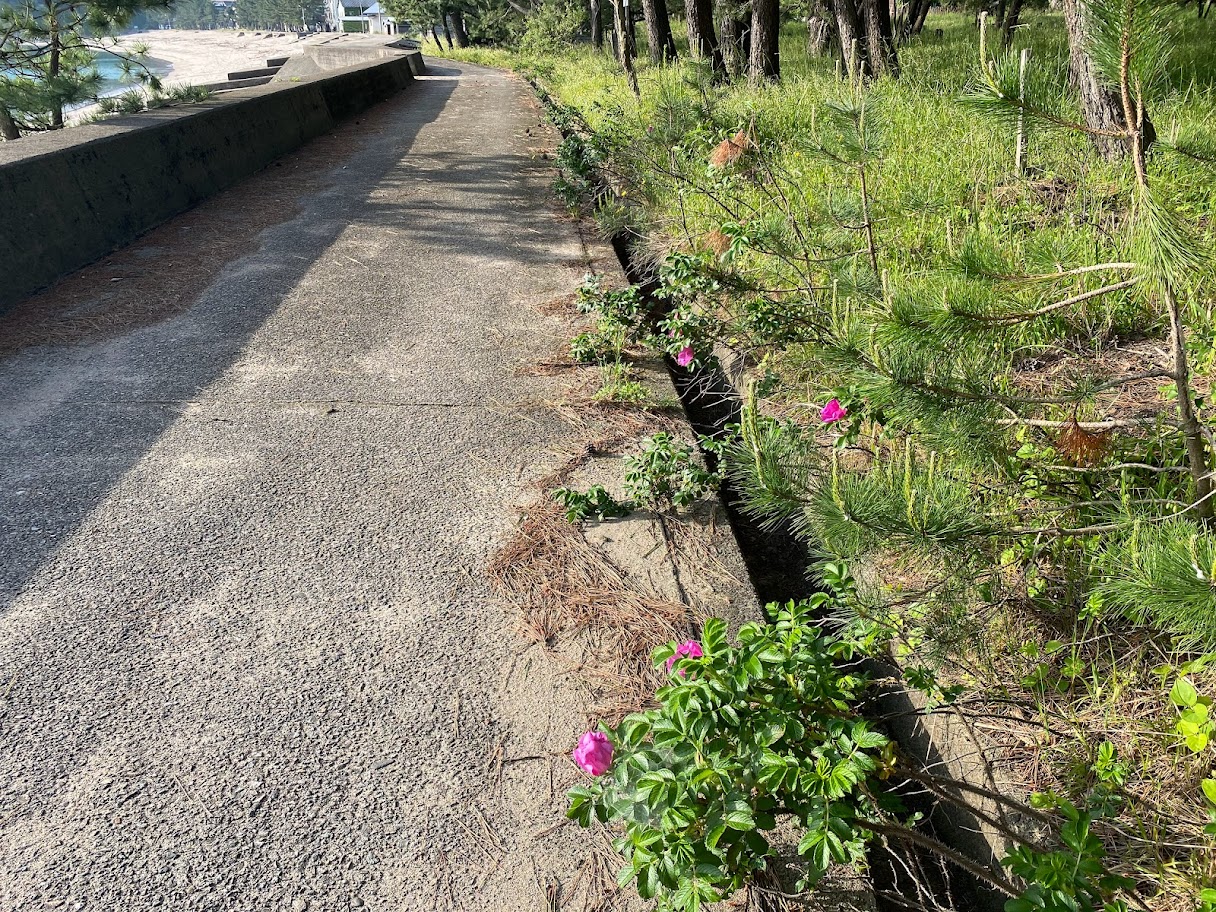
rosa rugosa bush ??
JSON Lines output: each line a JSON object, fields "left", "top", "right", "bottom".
{"left": 567, "top": 599, "right": 893, "bottom": 911}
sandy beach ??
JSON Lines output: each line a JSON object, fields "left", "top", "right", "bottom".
{"left": 115, "top": 29, "right": 310, "bottom": 88}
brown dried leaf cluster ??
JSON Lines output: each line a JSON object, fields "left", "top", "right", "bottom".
{"left": 1055, "top": 417, "right": 1112, "bottom": 467}
{"left": 709, "top": 130, "right": 751, "bottom": 169}
{"left": 702, "top": 228, "right": 731, "bottom": 256}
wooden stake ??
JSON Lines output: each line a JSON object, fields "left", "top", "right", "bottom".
{"left": 1015, "top": 47, "right": 1030, "bottom": 175}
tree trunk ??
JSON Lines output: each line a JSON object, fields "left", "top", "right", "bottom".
{"left": 898, "top": 0, "right": 930, "bottom": 40}
{"left": 611, "top": 0, "right": 641, "bottom": 93}
{"left": 49, "top": 15, "right": 63, "bottom": 130}
{"left": 684, "top": 0, "right": 725, "bottom": 75}
{"left": 747, "top": 0, "right": 779, "bottom": 82}
{"left": 431, "top": 24, "right": 442, "bottom": 45}
{"left": 448, "top": 9, "right": 469, "bottom": 46}
{"left": 591, "top": 0, "right": 604, "bottom": 49}
{"left": 860, "top": 0, "right": 899, "bottom": 77}
{"left": 831, "top": 0, "right": 868, "bottom": 79}
{"left": 1000, "top": 0, "right": 1024, "bottom": 47}
{"left": 622, "top": 0, "right": 638, "bottom": 53}
{"left": 718, "top": 1, "right": 748, "bottom": 77}
{"left": 0, "top": 103, "right": 18, "bottom": 141}
{"left": 1062, "top": 0, "right": 1152, "bottom": 160}
{"left": 807, "top": 16, "right": 832, "bottom": 54}
{"left": 807, "top": 0, "right": 835, "bottom": 53}
{"left": 642, "top": 0, "right": 677, "bottom": 62}
{"left": 441, "top": 16, "right": 455, "bottom": 48}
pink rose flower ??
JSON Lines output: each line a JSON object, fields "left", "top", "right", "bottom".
{"left": 665, "top": 639, "right": 704, "bottom": 673}
{"left": 676, "top": 346, "right": 695, "bottom": 368}
{"left": 572, "top": 731, "right": 614, "bottom": 776}
{"left": 820, "top": 398, "right": 848, "bottom": 423}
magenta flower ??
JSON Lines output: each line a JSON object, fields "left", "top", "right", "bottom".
{"left": 820, "top": 398, "right": 848, "bottom": 423}
{"left": 676, "top": 346, "right": 695, "bottom": 367}
{"left": 665, "top": 639, "right": 704, "bottom": 673}
{"left": 573, "top": 731, "right": 614, "bottom": 776}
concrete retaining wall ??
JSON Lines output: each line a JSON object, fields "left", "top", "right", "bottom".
{"left": 0, "top": 49, "right": 425, "bottom": 311}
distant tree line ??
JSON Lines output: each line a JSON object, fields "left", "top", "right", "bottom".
{"left": 387, "top": 0, "right": 1188, "bottom": 163}
{"left": 234, "top": 0, "right": 325, "bottom": 30}
{"left": 129, "top": 0, "right": 325, "bottom": 29}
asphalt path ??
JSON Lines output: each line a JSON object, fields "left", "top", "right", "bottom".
{"left": 0, "top": 62, "right": 612, "bottom": 911}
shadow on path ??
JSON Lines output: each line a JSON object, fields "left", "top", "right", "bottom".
{"left": 0, "top": 74, "right": 460, "bottom": 611}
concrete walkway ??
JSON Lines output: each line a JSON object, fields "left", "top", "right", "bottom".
{"left": 0, "top": 64, "right": 618, "bottom": 910}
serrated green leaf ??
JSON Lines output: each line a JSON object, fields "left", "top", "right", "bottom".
{"left": 723, "top": 808, "right": 755, "bottom": 830}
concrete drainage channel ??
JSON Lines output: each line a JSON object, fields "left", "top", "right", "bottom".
{"left": 528, "top": 77, "right": 1009, "bottom": 912}
{"left": 614, "top": 239, "right": 989, "bottom": 912}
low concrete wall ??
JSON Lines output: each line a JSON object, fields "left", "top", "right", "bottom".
{"left": 0, "top": 49, "right": 425, "bottom": 311}
{"left": 273, "top": 41, "right": 426, "bottom": 83}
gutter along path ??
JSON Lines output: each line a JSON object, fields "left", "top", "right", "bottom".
{"left": 0, "top": 62, "right": 714, "bottom": 910}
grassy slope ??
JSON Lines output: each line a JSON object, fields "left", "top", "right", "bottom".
{"left": 445, "top": 14, "right": 1216, "bottom": 907}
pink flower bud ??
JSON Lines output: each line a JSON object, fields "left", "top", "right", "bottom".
{"left": 820, "top": 398, "right": 848, "bottom": 423}
{"left": 676, "top": 346, "right": 695, "bottom": 368}
{"left": 665, "top": 639, "right": 704, "bottom": 673}
{"left": 572, "top": 730, "right": 614, "bottom": 776}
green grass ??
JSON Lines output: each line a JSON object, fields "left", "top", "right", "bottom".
{"left": 429, "top": 42, "right": 518, "bottom": 68}
{"left": 447, "top": 14, "right": 1216, "bottom": 906}
{"left": 449, "top": 13, "right": 1216, "bottom": 285}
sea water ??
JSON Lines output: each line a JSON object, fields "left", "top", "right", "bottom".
{"left": 2, "top": 49, "right": 171, "bottom": 97}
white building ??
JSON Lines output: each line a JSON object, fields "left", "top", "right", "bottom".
{"left": 325, "top": 0, "right": 401, "bottom": 33}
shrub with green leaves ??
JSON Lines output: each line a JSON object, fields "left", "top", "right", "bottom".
{"left": 1002, "top": 795, "right": 1134, "bottom": 912}
{"left": 517, "top": 0, "right": 585, "bottom": 58}
{"left": 567, "top": 601, "right": 891, "bottom": 910}
{"left": 553, "top": 484, "right": 632, "bottom": 522}
{"left": 567, "top": 594, "right": 1153, "bottom": 912}
{"left": 624, "top": 432, "right": 724, "bottom": 510}
{"left": 569, "top": 329, "right": 620, "bottom": 364}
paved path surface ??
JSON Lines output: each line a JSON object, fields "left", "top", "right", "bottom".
{"left": 0, "top": 63, "right": 617, "bottom": 911}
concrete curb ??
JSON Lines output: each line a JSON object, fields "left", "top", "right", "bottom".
{"left": 0, "top": 48, "right": 425, "bottom": 312}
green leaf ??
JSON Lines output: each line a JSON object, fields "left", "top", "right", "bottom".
{"left": 636, "top": 862, "right": 658, "bottom": 899}
{"left": 758, "top": 720, "right": 785, "bottom": 746}
{"left": 702, "top": 618, "right": 727, "bottom": 654}
{"left": 853, "top": 728, "right": 888, "bottom": 749}
{"left": 723, "top": 807, "right": 755, "bottom": 830}
{"left": 1201, "top": 779, "right": 1216, "bottom": 806}
{"left": 616, "top": 863, "right": 638, "bottom": 889}
{"left": 1171, "top": 676, "right": 1198, "bottom": 708}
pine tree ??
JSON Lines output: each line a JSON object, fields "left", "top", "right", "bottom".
{"left": 0, "top": 0, "right": 170, "bottom": 136}
{"left": 721, "top": 0, "right": 1216, "bottom": 645}
{"left": 621, "top": 0, "right": 1216, "bottom": 647}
